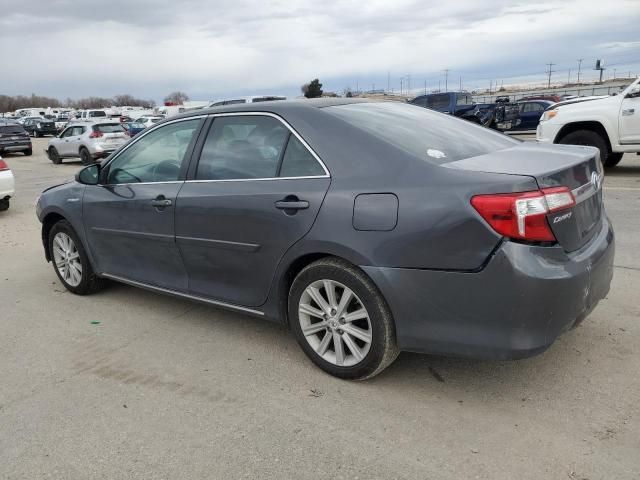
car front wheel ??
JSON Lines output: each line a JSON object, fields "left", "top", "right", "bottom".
{"left": 289, "top": 257, "right": 399, "bottom": 380}
{"left": 49, "top": 220, "right": 105, "bottom": 295}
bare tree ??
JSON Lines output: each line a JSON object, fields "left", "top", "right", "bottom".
{"left": 163, "top": 91, "right": 190, "bottom": 105}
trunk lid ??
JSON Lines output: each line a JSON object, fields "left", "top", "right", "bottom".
{"left": 447, "top": 142, "right": 604, "bottom": 252}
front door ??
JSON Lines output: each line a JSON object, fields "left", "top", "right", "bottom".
{"left": 82, "top": 117, "right": 203, "bottom": 290}
{"left": 176, "top": 114, "right": 330, "bottom": 307}
{"left": 619, "top": 95, "right": 640, "bottom": 144}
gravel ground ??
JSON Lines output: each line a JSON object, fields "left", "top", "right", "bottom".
{"left": 1, "top": 138, "right": 639, "bottom": 479}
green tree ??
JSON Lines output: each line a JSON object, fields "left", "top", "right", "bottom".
{"left": 301, "top": 79, "right": 323, "bottom": 98}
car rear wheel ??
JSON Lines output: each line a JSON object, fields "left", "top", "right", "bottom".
{"left": 24, "top": 148, "right": 32, "bottom": 156}
{"left": 35, "top": 132, "right": 41, "bottom": 138}
{"left": 0, "top": 198, "right": 9, "bottom": 211}
{"left": 49, "top": 220, "right": 106, "bottom": 295}
{"left": 79, "top": 148, "right": 92, "bottom": 166}
{"left": 289, "top": 257, "right": 399, "bottom": 380}
{"left": 48, "top": 147, "right": 61, "bottom": 164}
{"left": 558, "top": 129, "right": 618, "bottom": 168}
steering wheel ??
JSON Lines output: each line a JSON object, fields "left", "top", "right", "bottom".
{"left": 152, "top": 159, "right": 182, "bottom": 182}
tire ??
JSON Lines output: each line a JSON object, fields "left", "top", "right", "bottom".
{"left": 49, "top": 147, "right": 61, "bottom": 164}
{"left": 0, "top": 198, "right": 9, "bottom": 211}
{"left": 24, "top": 148, "right": 32, "bottom": 156}
{"left": 558, "top": 129, "right": 617, "bottom": 168}
{"left": 48, "top": 220, "right": 106, "bottom": 295}
{"left": 79, "top": 148, "right": 92, "bottom": 166}
{"left": 605, "top": 152, "right": 624, "bottom": 168}
{"left": 35, "top": 132, "right": 41, "bottom": 138}
{"left": 289, "top": 257, "right": 399, "bottom": 380}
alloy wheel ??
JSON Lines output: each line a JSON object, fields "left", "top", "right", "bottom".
{"left": 52, "top": 232, "right": 83, "bottom": 287}
{"left": 298, "top": 279, "right": 372, "bottom": 367}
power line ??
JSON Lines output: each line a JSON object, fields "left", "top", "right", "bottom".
{"left": 545, "top": 62, "right": 556, "bottom": 88}
{"left": 577, "top": 58, "right": 583, "bottom": 83}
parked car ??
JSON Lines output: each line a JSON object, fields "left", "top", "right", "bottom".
{"left": 209, "top": 96, "right": 286, "bottom": 107}
{"left": 54, "top": 114, "right": 70, "bottom": 132}
{"left": 0, "top": 157, "right": 15, "bottom": 211}
{"left": 134, "top": 116, "right": 165, "bottom": 128}
{"left": 0, "top": 121, "right": 32, "bottom": 156}
{"left": 37, "top": 99, "right": 614, "bottom": 379}
{"left": 122, "top": 121, "right": 146, "bottom": 137}
{"left": 497, "top": 100, "right": 555, "bottom": 132}
{"left": 22, "top": 117, "right": 58, "bottom": 137}
{"left": 537, "top": 77, "right": 640, "bottom": 168}
{"left": 77, "top": 109, "right": 108, "bottom": 120}
{"left": 46, "top": 121, "right": 129, "bottom": 165}
{"left": 409, "top": 91, "right": 485, "bottom": 122}
{"left": 16, "top": 116, "right": 41, "bottom": 125}
{"left": 520, "top": 94, "right": 563, "bottom": 103}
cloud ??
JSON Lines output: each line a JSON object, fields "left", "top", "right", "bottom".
{"left": 0, "top": 0, "right": 638, "bottom": 102}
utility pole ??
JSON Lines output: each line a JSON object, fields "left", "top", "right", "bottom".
{"left": 459, "top": 76, "right": 462, "bottom": 91}
{"left": 577, "top": 58, "right": 583, "bottom": 84}
{"left": 387, "top": 71, "right": 390, "bottom": 93}
{"left": 438, "top": 80, "right": 441, "bottom": 92}
{"left": 407, "top": 74, "right": 411, "bottom": 95}
{"left": 443, "top": 69, "right": 449, "bottom": 92}
{"left": 613, "top": 68, "right": 617, "bottom": 80}
{"left": 568, "top": 69, "right": 571, "bottom": 85}
{"left": 546, "top": 62, "right": 555, "bottom": 88}
{"left": 424, "top": 80, "right": 427, "bottom": 95}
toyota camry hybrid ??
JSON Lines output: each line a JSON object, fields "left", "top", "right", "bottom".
{"left": 36, "top": 99, "right": 615, "bottom": 379}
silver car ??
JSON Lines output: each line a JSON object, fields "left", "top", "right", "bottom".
{"left": 46, "top": 121, "right": 129, "bottom": 165}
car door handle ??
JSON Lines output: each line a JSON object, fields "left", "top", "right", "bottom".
{"left": 151, "top": 197, "right": 172, "bottom": 207}
{"left": 275, "top": 199, "right": 309, "bottom": 210}
{"left": 622, "top": 108, "right": 635, "bottom": 116}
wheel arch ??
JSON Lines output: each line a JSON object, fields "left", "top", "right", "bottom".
{"left": 554, "top": 120, "right": 613, "bottom": 152}
{"left": 41, "top": 211, "right": 67, "bottom": 262}
{"left": 272, "top": 245, "right": 379, "bottom": 328}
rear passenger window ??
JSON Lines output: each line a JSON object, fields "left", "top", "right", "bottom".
{"left": 196, "top": 116, "right": 289, "bottom": 180}
{"left": 279, "top": 136, "right": 325, "bottom": 177}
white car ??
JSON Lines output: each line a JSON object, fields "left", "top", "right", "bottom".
{"left": 537, "top": 77, "right": 640, "bottom": 168}
{"left": 0, "top": 157, "right": 15, "bottom": 211}
{"left": 46, "top": 121, "right": 130, "bottom": 165}
{"left": 135, "top": 116, "right": 165, "bottom": 128}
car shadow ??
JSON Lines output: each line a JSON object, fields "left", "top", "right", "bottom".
{"left": 98, "top": 281, "right": 587, "bottom": 400}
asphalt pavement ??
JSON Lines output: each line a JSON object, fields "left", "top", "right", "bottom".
{"left": 1, "top": 137, "right": 638, "bottom": 479}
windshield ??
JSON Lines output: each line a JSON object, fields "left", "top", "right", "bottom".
{"left": 0, "top": 125, "right": 26, "bottom": 134}
{"left": 325, "top": 102, "right": 518, "bottom": 164}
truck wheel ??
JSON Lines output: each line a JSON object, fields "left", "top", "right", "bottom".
{"left": 558, "top": 129, "right": 617, "bottom": 168}
{"left": 605, "top": 152, "right": 624, "bottom": 168}
{"left": 0, "top": 198, "right": 9, "bottom": 211}
{"left": 49, "top": 147, "right": 61, "bottom": 164}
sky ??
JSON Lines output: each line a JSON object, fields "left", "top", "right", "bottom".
{"left": 1, "top": 0, "right": 639, "bottom": 103}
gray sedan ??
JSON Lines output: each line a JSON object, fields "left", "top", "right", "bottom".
{"left": 36, "top": 99, "right": 614, "bottom": 379}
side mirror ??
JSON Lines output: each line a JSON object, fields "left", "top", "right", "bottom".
{"left": 627, "top": 86, "right": 640, "bottom": 98}
{"left": 75, "top": 164, "right": 100, "bottom": 185}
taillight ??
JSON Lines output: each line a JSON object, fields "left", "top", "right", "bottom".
{"left": 471, "top": 187, "right": 575, "bottom": 242}
{"left": 89, "top": 130, "right": 103, "bottom": 138}
{"left": 0, "top": 159, "right": 9, "bottom": 171}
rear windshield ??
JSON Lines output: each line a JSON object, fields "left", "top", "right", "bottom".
{"left": 325, "top": 102, "right": 518, "bottom": 164}
{"left": 0, "top": 125, "right": 26, "bottom": 134}
{"left": 89, "top": 111, "right": 107, "bottom": 117}
{"left": 94, "top": 124, "right": 125, "bottom": 133}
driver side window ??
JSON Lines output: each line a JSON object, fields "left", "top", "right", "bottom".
{"left": 106, "top": 119, "right": 201, "bottom": 185}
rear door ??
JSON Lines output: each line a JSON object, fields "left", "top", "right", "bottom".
{"left": 82, "top": 117, "right": 204, "bottom": 290}
{"left": 176, "top": 114, "right": 330, "bottom": 307}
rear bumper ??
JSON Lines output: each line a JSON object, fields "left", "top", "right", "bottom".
{"left": 0, "top": 170, "right": 15, "bottom": 198}
{"left": 0, "top": 142, "right": 31, "bottom": 152}
{"left": 363, "top": 216, "right": 615, "bottom": 359}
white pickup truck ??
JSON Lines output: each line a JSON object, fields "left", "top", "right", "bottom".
{"left": 537, "top": 77, "right": 640, "bottom": 168}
